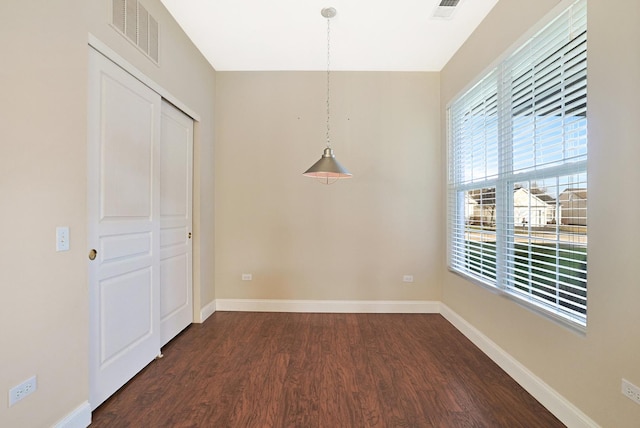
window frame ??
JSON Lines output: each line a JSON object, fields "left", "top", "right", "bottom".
{"left": 446, "top": 0, "right": 588, "bottom": 332}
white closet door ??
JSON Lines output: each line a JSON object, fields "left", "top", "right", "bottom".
{"left": 88, "top": 48, "right": 161, "bottom": 410}
{"left": 159, "top": 100, "right": 193, "bottom": 346}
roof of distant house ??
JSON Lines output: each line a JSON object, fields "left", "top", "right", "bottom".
{"left": 469, "top": 186, "right": 556, "bottom": 205}
{"left": 529, "top": 187, "right": 556, "bottom": 203}
{"left": 560, "top": 188, "right": 588, "bottom": 200}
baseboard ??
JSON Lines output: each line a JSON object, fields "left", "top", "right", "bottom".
{"left": 215, "top": 299, "right": 440, "bottom": 313}
{"left": 53, "top": 401, "right": 91, "bottom": 428}
{"left": 439, "top": 304, "right": 599, "bottom": 428}
{"left": 198, "top": 299, "right": 216, "bottom": 323}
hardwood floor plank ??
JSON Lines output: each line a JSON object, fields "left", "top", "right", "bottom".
{"left": 91, "top": 313, "right": 565, "bottom": 427}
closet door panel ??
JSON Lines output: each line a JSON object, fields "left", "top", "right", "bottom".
{"left": 88, "top": 48, "right": 161, "bottom": 410}
{"left": 159, "top": 100, "right": 193, "bottom": 346}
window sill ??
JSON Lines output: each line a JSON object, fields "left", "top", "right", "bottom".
{"left": 447, "top": 267, "right": 587, "bottom": 336}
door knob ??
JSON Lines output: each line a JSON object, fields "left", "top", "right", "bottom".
{"left": 88, "top": 249, "right": 97, "bottom": 260}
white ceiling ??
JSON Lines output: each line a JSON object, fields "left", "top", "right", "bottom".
{"left": 159, "top": 0, "right": 499, "bottom": 72}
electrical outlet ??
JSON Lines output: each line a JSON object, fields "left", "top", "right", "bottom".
{"left": 9, "top": 376, "right": 37, "bottom": 406}
{"left": 241, "top": 273, "right": 252, "bottom": 281}
{"left": 402, "top": 275, "right": 414, "bottom": 283}
{"left": 622, "top": 379, "right": 640, "bottom": 405}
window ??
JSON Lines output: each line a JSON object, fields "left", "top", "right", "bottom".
{"left": 448, "top": 0, "right": 588, "bottom": 327}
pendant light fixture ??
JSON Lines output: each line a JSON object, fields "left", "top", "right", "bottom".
{"left": 303, "top": 7, "right": 352, "bottom": 185}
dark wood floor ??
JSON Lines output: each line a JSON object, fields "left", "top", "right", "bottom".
{"left": 91, "top": 312, "right": 564, "bottom": 427}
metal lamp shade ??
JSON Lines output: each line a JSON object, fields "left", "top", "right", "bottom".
{"left": 303, "top": 8, "right": 352, "bottom": 185}
{"left": 303, "top": 148, "right": 352, "bottom": 184}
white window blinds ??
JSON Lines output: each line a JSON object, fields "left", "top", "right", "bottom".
{"left": 448, "top": 0, "right": 588, "bottom": 327}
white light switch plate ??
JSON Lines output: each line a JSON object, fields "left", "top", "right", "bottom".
{"left": 56, "top": 227, "right": 69, "bottom": 252}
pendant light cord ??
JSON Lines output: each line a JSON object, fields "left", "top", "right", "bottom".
{"left": 326, "top": 16, "right": 331, "bottom": 149}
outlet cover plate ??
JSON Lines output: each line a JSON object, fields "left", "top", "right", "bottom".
{"left": 622, "top": 379, "right": 640, "bottom": 405}
{"left": 56, "top": 226, "right": 70, "bottom": 251}
{"left": 9, "top": 376, "right": 37, "bottom": 406}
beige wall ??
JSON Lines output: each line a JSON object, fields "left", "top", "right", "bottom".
{"left": 441, "top": 0, "right": 640, "bottom": 426}
{"left": 214, "top": 71, "right": 441, "bottom": 302}
{"left": 0, "top": 0, "right": 215, "bottom": 426}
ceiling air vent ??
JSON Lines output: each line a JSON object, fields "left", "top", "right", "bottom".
{"left": 111, "top": 0, "right": 159, "bottom": 64}
{"left": 433, "top": 0, "right": 461, "bottom": 19}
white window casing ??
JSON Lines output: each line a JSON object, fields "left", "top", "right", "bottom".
{"left": 448, "top": 0, "right": 588, "bottom": 329}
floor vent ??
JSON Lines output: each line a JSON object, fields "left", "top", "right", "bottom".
{"left": 433, "top": 0, "right": 461, "bottom": 19}
{"left": 111, "top": 0, "right": 159, "bottom": 64}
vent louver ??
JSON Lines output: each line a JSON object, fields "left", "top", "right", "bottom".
{"left": 111, "top": 0, "right": 159, "bottom": 64}
{"left": 112, "top": 0, "right": 125, "bottom": 33}
{"left": 138, "top": 3, "right": 149, "bottom": 52}
{"left": 433, "top": 0, "right": 461, "bottom": 19}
